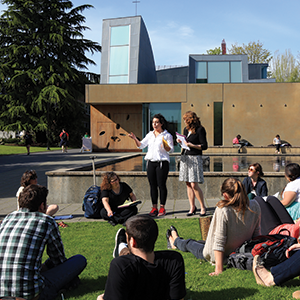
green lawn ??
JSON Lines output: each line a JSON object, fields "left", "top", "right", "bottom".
{"left": 57, "top": 219, "right": 300, "bottom": 300}
{"left": 0, "top": 145, "right": 61, "bottom": 155}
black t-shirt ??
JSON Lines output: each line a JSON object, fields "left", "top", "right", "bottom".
{"left": 103, "top": 251, "right": 186, "bottom": 300}
{"left": 101, "top": 182, "right": 132, "bottom": 210}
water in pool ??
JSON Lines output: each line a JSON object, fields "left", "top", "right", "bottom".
{"left": 96, "top": 155, "right": 297, "bottom": 172}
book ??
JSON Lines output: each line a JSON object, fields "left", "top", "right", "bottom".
{"left": 118, "top": 200, "right": 142, "bottom": 209}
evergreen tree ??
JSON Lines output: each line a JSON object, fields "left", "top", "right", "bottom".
{"left": 0, "top": 0, "right": 101, "bottom": 145}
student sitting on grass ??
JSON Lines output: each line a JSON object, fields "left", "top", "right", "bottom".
{"left": 16, "top": 170, "right": 59, "bottom": 216}
{"left": 166, "top": 177, "right": 261, "bottom": 276}
{"left": 97, "top": 215, "right": 186, "bottom": 300}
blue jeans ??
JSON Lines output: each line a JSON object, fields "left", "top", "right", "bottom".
{"left": 271, "top": 249, "right": 300, "bottom": 285}
{"left": 174, "top": 238, "right": 205, "bottom": 260}
{"left": 39, "top": 255, "right": 87, "bottom": 300}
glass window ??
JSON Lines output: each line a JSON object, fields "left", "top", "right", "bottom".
{"left": 214, "top": 102, "right": 223, "bottom": 146}
{"left": 195, "top": 62, "right": 207, "bottom": 80}
{"left": 208, "top": 62, "right": 230, "bottom": 83}
{"left": 109, "top": 46, "right": 129, "bottom": 76}
{"left": 230, "top": 61, "right": 242, "bottom": 82}
{"left": 142, "top": 103, "right": 181, "bottom": 152}
{"left": 110, "top": 26, "right": 130, "bottom": 46}
{"left": 109, "top": 76, "right": 128, "bottom": 83}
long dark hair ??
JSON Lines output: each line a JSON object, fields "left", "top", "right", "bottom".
{"left": 20, "top": 170, "right": 37, "bottom": 187}
{"left": 285, "top": 163, "right": 300, "bottom": 181}
{"left": 152, "top": 114, "right": 168, "bottom": 131}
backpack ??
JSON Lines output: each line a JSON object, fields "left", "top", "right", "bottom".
{"left": 82, "top": 185, "right": 103, "bottom": 218}
{"left": 227, "top": 233, "right": 297, "bottom": 271}
{"left": 62, "top": 132, "right": 67, "bottom": 141}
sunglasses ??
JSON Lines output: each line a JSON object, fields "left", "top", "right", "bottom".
{"left": 248, "top": 167, "right": 256, "bottom": 172}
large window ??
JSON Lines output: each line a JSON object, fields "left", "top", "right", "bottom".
{"left": 109, "top": 26, "right": 130, "bottom": 83}
{"left": 142, "top": 103, "right": 181, "bottom": 152}
{"left": 195, "top": 61, "right": 242, "bottom": 83}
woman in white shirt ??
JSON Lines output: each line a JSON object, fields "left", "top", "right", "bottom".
{"left": 129, "top": 114, "right": 174, "bottom": 217}
{"left": 281, "top": 163, "right": 300, "bottom": 221}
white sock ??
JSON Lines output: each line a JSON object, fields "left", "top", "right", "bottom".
{"left": 118, "top": 243, "right": 127, "bottom": 254}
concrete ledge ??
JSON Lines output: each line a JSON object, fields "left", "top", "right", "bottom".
{"left": 47, "top": 170, "right": 286, "bottom": 204}
{"left": 206, "top": 146, "right": 295, "bottom": 155}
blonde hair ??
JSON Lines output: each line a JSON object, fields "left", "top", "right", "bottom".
{"left": 217, "top": 178, "right": 250, "bottom": 218}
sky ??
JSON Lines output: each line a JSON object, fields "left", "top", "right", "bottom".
{"left": 0, "top": 0, "right": 300, "bottom": 74}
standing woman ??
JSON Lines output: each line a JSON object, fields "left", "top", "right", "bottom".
{"left": 24, "top": 131, "right": 33, "bottom": 155}
{"left": 242, "top": 163, "right": 268, "bottom": 199}
{"left": 129, "top": 114, "right": 174, "bottom": 217}
{"left": 178, "top": 111, "right": 207, "bottom": 216}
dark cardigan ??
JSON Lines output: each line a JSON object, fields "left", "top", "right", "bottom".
{"left": 181, "top": 126, "right": 208, "bottom": 156}
{"left": 242, "top": 176, "right": 268, "bottom": 197}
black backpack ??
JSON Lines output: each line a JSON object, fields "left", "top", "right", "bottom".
{"left": 227, "top": 233, "right": 297, "bottom": 271}
{"left": 82, "top": 185, "right": 103, "bottom": 218}
{"left": 62, "top": 132, "right": 67, "bottom": 141}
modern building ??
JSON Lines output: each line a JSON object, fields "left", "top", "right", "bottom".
{"left": 86, "top": 15, "right": 300, "bottom": 151}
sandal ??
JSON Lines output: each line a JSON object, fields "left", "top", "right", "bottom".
{"left": 57, "top": 221, "right": 68, "bottom": 228}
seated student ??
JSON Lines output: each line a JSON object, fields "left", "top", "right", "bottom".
{"left": 100, "top": 172, "right": 138, "bottom": 226}
{"left": 16, "top": 170, "right": 59, "bottom": 216}
{"left": 233, "top": 134, "right": 247, "bottom": 153}
{"left": 281, "top": 163, "right": 300, "bottom": 221}
{"left": 254, "top": 195, "right": 294, "bottom": 235}
{"left": 97, "top": 215, "right": 186, "bottom": 300}
{"left": 166, "top": 178, "right": 261, "bottom": 276}
{"left": 242, "top": 163, "right": 268, "bottom": 199}
{"left": 0, "top": 185, "right": 87, "bottom": 300}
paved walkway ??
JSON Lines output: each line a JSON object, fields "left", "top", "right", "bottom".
{"left": 0, "top": 149, "right": 218, "bottom": 222}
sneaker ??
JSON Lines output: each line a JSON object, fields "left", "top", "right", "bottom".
{"left": 149, "top": 207, "right": 158, "bottom": 217}
{"left": 158, "top": 207, "right": 166, "bottom": 217}
{"left": 113, "top": 228, "right": 127, "bottom": 258}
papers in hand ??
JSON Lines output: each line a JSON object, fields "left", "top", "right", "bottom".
{"left": 118, "top": 200, "right": 142, "bottom": 209}
{"left": 176, "top": 132, "right": 190, "bottom": 150}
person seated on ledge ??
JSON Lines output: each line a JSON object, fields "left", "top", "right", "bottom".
{"left": 242, "top": 163, "right": 268, "bottom": 199}
{"left": 0, "top": 185, "right": 87, "bottom": 300}
{"left": 100, "top": 172, "right": 138, "bottom": 226}
{"left": 16, "top": 170, "right": 59, "bottom": 216}
{"left": 233, "top": 134, "right": 248, "bottom": 153}
{"left": 166, "top": 177, "right": 261, "bottom": 276}
{"left": 281, "top": 163, "right": 300, "bottom": 221}
{"left": 273, "top": 134, "right": 282, "bottom": 154}
{"left": 97, "top": 215, "right": 186, "bottom": 300}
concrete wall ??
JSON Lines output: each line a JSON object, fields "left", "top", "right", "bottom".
{"left": 47, "top": 170, "right": 287, "bottom": 204}
{"left": 86, "top": 82, "right": 300, "bottom": 150}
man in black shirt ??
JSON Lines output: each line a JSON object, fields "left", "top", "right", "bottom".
{"left": 97, "top": 215, "right": 186, "bottom": 300}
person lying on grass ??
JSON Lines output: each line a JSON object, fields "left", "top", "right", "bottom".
{"left": 167, "top": 177, "right": 261, "bottom": 276}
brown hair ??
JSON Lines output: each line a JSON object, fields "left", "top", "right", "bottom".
{"left": 19, "top": 184, "right": 48, "bottom": 212}
{"left": 100, "top": 172, "right": 121, "bottom": 190}
{"left": 285, "top": 163, "right": 300, "bottom": 181}
{"left": 249, "top": 163, "right": 264, "bottom": 177}
{"left": 217, "top": 178, "right": 249, "bottom": 218}
{"left": 125, "top": 215, "right": 158, "bottom": 253}
{"left": 20, "top": 170, "right": 37, "bottom": 187}
{"left": 183, "top": 111, "right": 201, "bottom": 134}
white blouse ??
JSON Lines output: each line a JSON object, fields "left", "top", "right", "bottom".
{"left": 139, "top": 130, "right": 174, "bottom": 162}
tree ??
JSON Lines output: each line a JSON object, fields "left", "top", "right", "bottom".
{"left": 270, "top": 50, "right": 300, "bottom": 82}
{"left": 229, "top": 40, "right": 272, "bottom": 64}
{"left": 206, "top": 47, "right": 222, "bottom": 55}
{"left": 0, "top": 0, "right": 101, "bottom": 145}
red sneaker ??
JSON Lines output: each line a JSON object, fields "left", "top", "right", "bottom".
{"left": 149, "top": 207, "right": 158, "bottom": 217}
{"left": 158, "top": 207, "right": 166, "bottom": 217}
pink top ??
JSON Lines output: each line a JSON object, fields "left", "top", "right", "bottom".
{"left": 232, "top": 137, "right": 239, "bottom": 144}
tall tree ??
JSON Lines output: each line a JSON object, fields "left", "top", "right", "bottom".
{"left": 229, "top": 40, "right": 272, "bottom": 64}
{"left": 206, "top": 47, "right": 222, "bottom": 55}
{"left": 270, "top": 50, "right": 300, "bottom": 82}
{"left": 0, "top": 0, "right": 101, "bottom": 145}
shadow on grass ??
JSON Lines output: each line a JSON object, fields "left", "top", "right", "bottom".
{"left": 62, "top": 276, "right": 107, "bottom": 298}
{"left": 187, "top": 287, "right": 258, "bottom": 299}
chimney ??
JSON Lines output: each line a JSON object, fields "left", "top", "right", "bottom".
{"left": 221, "top": 39, "right": 226, "bottom": 55}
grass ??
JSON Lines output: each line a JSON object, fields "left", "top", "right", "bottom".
{"left": 56, "top": 218, "right": 300, "bottom": 300}
{"left": 0, "top": 145, "right": 61, "bottom": 155}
